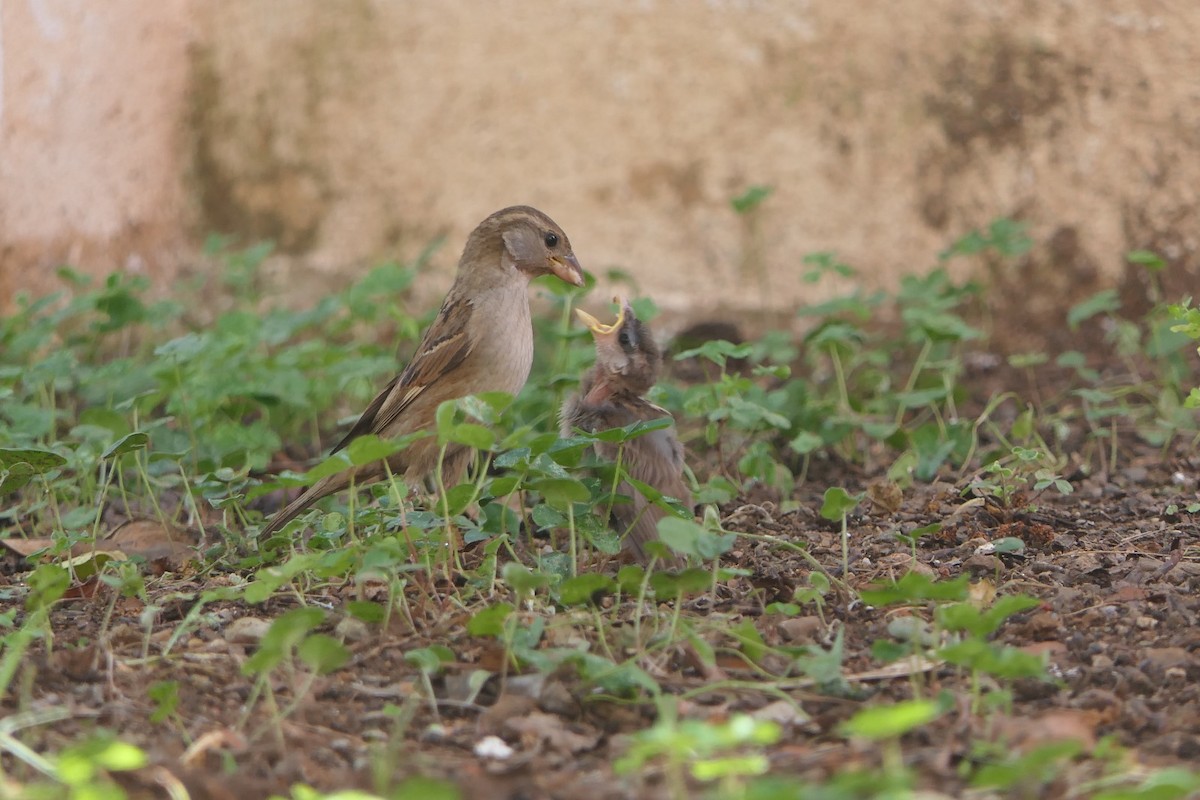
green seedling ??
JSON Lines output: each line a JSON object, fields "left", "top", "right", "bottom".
{"left": 240, "top": 608, "right": 349, "bottom": 743}
{"left": 968, "top": 445, "right": 1072, "bottom": 509}
{"left": 820, "top": 486, "right": 863, "bottom": 578}
{"left": 616, "top": 695, "right": 780, "bottom": 800}
{"left": 840, "top": 697, "right": 946, "bottom": 785}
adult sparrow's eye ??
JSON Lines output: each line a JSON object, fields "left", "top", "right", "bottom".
{"left": 544, "top": 232, "right": 559, "bottom": 248}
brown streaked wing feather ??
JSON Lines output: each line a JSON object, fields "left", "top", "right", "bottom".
{"left": 331, "top": 297, "right": 475, "bottom": 453}
{"left": 330, "top": 374, "right": 401, "bottom": 454}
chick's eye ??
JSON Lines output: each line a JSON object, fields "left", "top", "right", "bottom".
{"left": 618, "top": 330, "right": 631, "bottom": 348}
{"left": 543, "top": 232, "right": 559, "bottom": 248}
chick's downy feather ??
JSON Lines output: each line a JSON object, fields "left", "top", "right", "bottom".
{"left": 561, "top": 299, "right": 692, "bottom": 565}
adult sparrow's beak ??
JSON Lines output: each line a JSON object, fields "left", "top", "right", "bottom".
{"left": 549, "top": 253, "right": 585, "bottom": 287}
{"left": 575, "top": 295, "right": 626, "bottom": 339}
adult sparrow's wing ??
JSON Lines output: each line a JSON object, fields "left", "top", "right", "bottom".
{"left": 258, "top": 297, "right": 479, "bottom": 539}
{"left": 331, "top": 296, "right": 475, "bottom": 452}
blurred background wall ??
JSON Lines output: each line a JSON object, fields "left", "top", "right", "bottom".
{"left": 2, "top": 0, "right": 1197, "bottom": 324}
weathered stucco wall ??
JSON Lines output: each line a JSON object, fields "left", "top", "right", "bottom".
{"left": 0, "top": 0, "right": 194, "bottom": 305}
{"left": 2, "top": 1, "right": 1198, "bottom": 321}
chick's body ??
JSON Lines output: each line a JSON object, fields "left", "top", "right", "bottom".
{"left": 561, "top": 299, "right": 691, "bottom": 565}
{"left": 261, "top": 205, "right": 583, "bottom": 537}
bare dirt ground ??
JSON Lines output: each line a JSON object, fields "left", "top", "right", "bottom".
{"left": 5, "top": 356, "right": 1200, "bottom": 799}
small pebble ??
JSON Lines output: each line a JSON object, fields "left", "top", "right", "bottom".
{"left": 778, "top": 616, "right": 824, "bottom": 642}
{"left": 474, "top": 735, "right": 515, "bottom": 760}
{"left": 224, "top": 616, "right": 271, "bottom": 644}
{"left": 334, "top": 616, "right": 370, "bottom": 643}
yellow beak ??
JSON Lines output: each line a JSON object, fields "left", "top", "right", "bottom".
{"left": 575, "top": 295, "right": 627, "bottom": 335}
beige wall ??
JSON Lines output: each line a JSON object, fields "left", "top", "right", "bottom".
{"left": 2, "top": 1, "right": 1198, "bottom": 321}
{"left": 1, "top": 0, "right": 193, "bottom": 305}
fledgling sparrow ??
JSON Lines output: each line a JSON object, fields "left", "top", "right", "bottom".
{"left": 260, "top": 205, "right": 585, "bottom": 537}
{"left": 561, "top": 297, "right": 692, "bottom": 566}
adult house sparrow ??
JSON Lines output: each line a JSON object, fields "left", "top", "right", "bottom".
{"left": 561, "top": 297, "right": 693, "bottom": 565}
{"left": 260, "top": 206, "right": 585, "bottom": 537}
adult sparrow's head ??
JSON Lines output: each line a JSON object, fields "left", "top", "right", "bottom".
{"left": 461, "top": 205, "right": 585, "bottom": 287}
{"left": 576, "top": 296, "right": 661, "bottom": 395}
